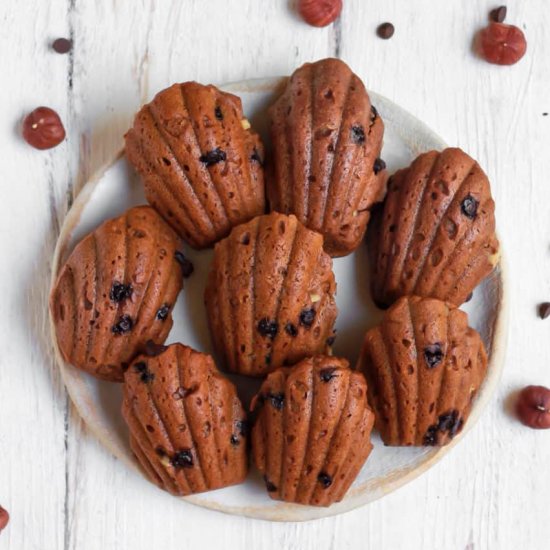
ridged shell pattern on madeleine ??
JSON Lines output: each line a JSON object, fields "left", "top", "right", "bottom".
{"left": 268, "top": 58, "right": 386, "bottom": 257}
{"left": 368, "top": 147, "right": 499, "bottom": 308}
{"left": 122, "top": 343, "right": 248, "bottom": 496}
{"left": 204, "top": 212, "right": 338, "bottom": 377}
{"left": 251, "top": 355, "right": 375, "bottom": 507}
{"left": 50, "top": 206, "right": 184, "bottom": 382}
{"left": 125, "top": 82, "right": 265, "bottom": 249}
{"left": 357, "top": 295, "right": 488, "bottom": 446}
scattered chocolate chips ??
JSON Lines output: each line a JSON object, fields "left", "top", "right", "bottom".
{"left": 171, "top": 449, "right": 194, "bottom": 468}
{"left": 377, "top": 22, "right": 395, "bottom": 39}
{"left": 111, "top": 314, "right": 133, "bottom": 334}
{"left": 258, "top": 318, "right": 279, "bottom": 338}
{"left": 424, "top": 344, "right": 444, "bottom": 368}
{"left": 174, "top": 251, "right": 194, "bottom": 277}
{"left": 317, "top": 472, "right": 333, "bottom": 488}
{"left": 199, "top": 147, "right": 226, "bottom": 166}
{"left": 423, "top": 425, "right": 438, "bottom": 446}
{"left": 133, "top": 361, "right": 155, "bottom": 383}
{"left": 250, "top": 148, "right": 263, "bottom": 165}
{"left": 320, "top": 367, "right": 338, "bottom": 382}
{"left": 22, "top": 106, "right": 66, "bottom": 150}
{"left": 373, "top": 158, "right": 386, "bottom": 174}
{"left": 461, "top": 194, "right": 479, "bottom": 219}
{"left": 144, "top": 340, "right": 168, "bottom": 357}
{"left": 268, "top": 392, "right": 285, "bottom": 410}
{"left": 214, "top": 106, "right": 223, "bottom": 120}
{"left": 0, "top": 506, "right": 9, "bottom": 532}
{"left": 52, "top": 37, "right": 72, "bottom": 54}
{"left": 351, "top": 125, "right": 366, "bottom": 144}
{"left": 489, "top": 5, "right": 507, "bottom": 23}
{"left": 156, "top": 303, "right": 170, "bottom": 321}
{"left": 285, "top": 322, "right": 298, "bottom": 337}
{"left": 538, "top": 302, "right": 550, "bottom": 319}
{"left": 230, "top": 434, "right": 240, "bottom": 446}
{"left": 437, "top": 410, "right": 460, "bottom": 433}
{"left": 109, "top": 282, "right": 132, "bottom": 302}
{"left": 516, "top": 385, "right": 550, "bottom": 429}
{"left": 299, "top": 308, "right": 316, "bottom": 327}
{"left": 264, "top": 475, "right": 277, "bottom": 492}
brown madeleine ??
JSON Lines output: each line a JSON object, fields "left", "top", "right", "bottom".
{"left": 50, "top": 206, "right": 184, "bottom": 382}
{"left": 251, "top": 355, "right": 374, "bottom": 507}
{"left": 122, "top": 343, "right": 248, "bottom": 496}
{"left": 125, "top": 82, "right": 265, "bottom": 249}
{"left": 268, "top": 58, "right": 386, "bottom": 257}
{"left": 204, "top": 212, "right": 338, "bottom": 377}
{"left": 357, "top": 295, "right": 488, "bottom": 446}
{"left": 368, "top": 147, "right": 499, "bottom": 308}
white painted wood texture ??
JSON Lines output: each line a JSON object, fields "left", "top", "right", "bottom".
{"left": 0, "top": 1, "right": 548, "bottom": 548}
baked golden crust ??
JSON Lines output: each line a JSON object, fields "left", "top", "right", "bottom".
{"left": 268, "top": 58, "right": 386, "bottom": 257}
{"left": 251, "top": 355, "right": 374, "bottom": 506}
{"left": 125, "top": 82, "right": 265, "bottom": 249}
{"left": 368, "top": 148, "right": 499, "bottom": 308}
{"left": 204, "top": 212, "right": 338, "bottom": 377}
{"left": 50, "top": 206, "right": 184, "bottom": 382}
{"left": 122, "top": 343, "right": 248, "bottom": 496}
{"left": 357, "top": 295, "right": 488, "bottom": 446}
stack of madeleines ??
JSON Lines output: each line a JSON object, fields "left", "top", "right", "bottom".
{"left": 50, "top": 58, "right": 499, "bottom": 507}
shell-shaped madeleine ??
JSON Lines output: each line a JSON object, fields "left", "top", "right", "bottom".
{"left": 50, "top": 206, "right": 184, "bottom": 382}
{"left": 125, "top": 82, "right": 265, "bottom": 249}
{"left": 368, "top": 148, "right": 499, "bottom": 308}
{"left": 268, "top": 58, "right": 386, "bottom": 257}
{"left": 122, "top": 343, "right": 248, "bottom": 496}
{"left": 357, "top": 296, "right": 488, "bottom": 446}
{"left": 204, "top": 212, "right": 338, "bottom": 377}
{"left": 251, "top": 356, "right": 374, "bottom": 507}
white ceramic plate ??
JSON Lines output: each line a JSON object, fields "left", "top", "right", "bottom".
{"left": 49, "top": 77, "right": 508, "bottom": 522}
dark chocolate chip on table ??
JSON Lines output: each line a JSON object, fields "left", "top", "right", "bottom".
{"left": 52, "top": 37, "right": 72, "bottom": 54}
{"left": 258, "top": 318, "right": 279, "bottom": 338}
{"left": 461, "top": 194, "right": 479, "bottom": 219}
{"left": 538, "top": 302, "right": 550, "bottom": 319}
{"left": 171, "top": 449, "right": 194, "bottom": 469}
{"left": 111, "top": 314, "right": 133, "bottom": 334}
{"left": 317, "top": 472, "right": 333, "bottom": 488}
{"left": 424, "top": 343, "right": 444, "bottom": 368}
{"left": 377, "top": 22, "right": 395, "bottom": 39}
{"left": 199, "top": 147, "right": 226, "bottom": 166}
{"left": 373, "top": 158, "right": 386, "bottom": 174}
{"left": 174, "top": 251, "right": 194, "bottom": 277}
{"left": 489, "top": 5, "right": 507, "bottom": 23}
{"left": 110, "top": 282, "right": 133, "bottom": 302}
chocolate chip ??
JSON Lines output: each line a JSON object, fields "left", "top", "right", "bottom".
{"left": 230, "top": 434, "right": 240, "bottom": 446}
{"left": 52, "top": 37, "right": 72, "bottom": 54}
{"left": 423, "top": 425, "right": 438, "bottom": 446}
{"left": 424, "top": 344, "right": 444, "bottom": 368}
{"left": 133, "top": 361, "right": 155, "bottom": 383}
{"left": 373, "top": 158, "right": 386, "bottom": 174}
{"left": 320, "top": 367, "right": 338, "bottom": 382}
{"left": 258, "top": 318, "right": 278, "bottom": 338}
{"left": 144, "top": 340, "right": 168, "bottom": 357}
{"left": 111, "top": 314, "right": 133, "bottom": 334}
{"left": 317, "top": 472, "right": 332, "bottom": 488}
{"left": 263, "top": 475, "right": 277, "bottom": 492}
{"left": 351, "top": 125, "right": 365, "bottom": 144}
{"left": 109, "top": 282, "right": 132, "bottom": 302}
{"left": 236, "top": 419, "right": 248, "bottom": 437}
{"left": 461, "top": 194, "right": 479, "bottom": 219}
{"left": 326, "top": 336, "right": 336, "bottom": 346}
{"left": 171, "top": 449, "right": 194, "bottom": 468}
{"left": 538, "top": 302, "right": 550, "bottom": 319}
{"left": 299, "top": 308, "right": 316, "bottom": 327}
{"left": 285, "top": 322, "right": 298, "bottom": 337}
{"left": 437, "top": 410, "right": 459, "bottom": 432}
{"left": 377, "top": 22, "right": 395, "bottom": 39}
{"left": 156, "top": 304, "right": 170, "bottom": 321}
{"left": 250, "top": 148, "right": 263, "bottom": 165}
{"left": 214, "top": 106, "right": 223, "bottom": 120}
{"left": 268, "top": 392, "right": 284, "bottom": 410}
{"left": 174, "top": 251, "right": 194, "bottom": 277}
{"left": 489, "top": 5, "right": 507, "bottom": 23}
{"left": 199, "top": 147, "right": 226, "bottom": 166}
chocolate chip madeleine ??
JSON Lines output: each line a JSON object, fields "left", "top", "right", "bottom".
{"left": 50, "top": 206, "right": 185, "bottom": 382}
{"left": 125, "top": 82, "right": 265, "bottom": 249}
{"left": 122, "top": 343, "right": 248, "bottom": 496}
{"left": 368, "top": 147, "right": 499, "bottom": 308}
{"left": 251, "top": 356, "right": 374, "bottom": 506}
{"left": 268, "top": 58, "right": 386, "bottom": 257}
{"left": 357, "top": 295, "right": 488, "bottom": 446}
{"left": 204, "top": 212, "right": 338, "bottom": 377}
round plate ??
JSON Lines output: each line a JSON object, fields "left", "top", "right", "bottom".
{"left": 49, "top": 77, "right": 508, "bottom": 522}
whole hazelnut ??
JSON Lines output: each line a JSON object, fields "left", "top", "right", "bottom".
{"left": 22, "top": 106, "right": 66, "bottom": 150}
{"left": 474, "top": 22, "right": 527, "bottom": 65}
{"left": 298, "top": 0, "right": 342, "bottom": 28}
{"left": 0, "top": 506, "right": 9, "bottom": 532}
{"left": 516, "top": 385, "right": 550, "bottom": 429}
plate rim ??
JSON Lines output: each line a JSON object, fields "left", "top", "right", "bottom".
{"left": 48, "top": 77, "right": 509, "bottom": 522}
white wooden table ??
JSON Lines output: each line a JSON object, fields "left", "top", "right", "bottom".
{"left": 1, "top": 1, "right": 549, "bottom": 548}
